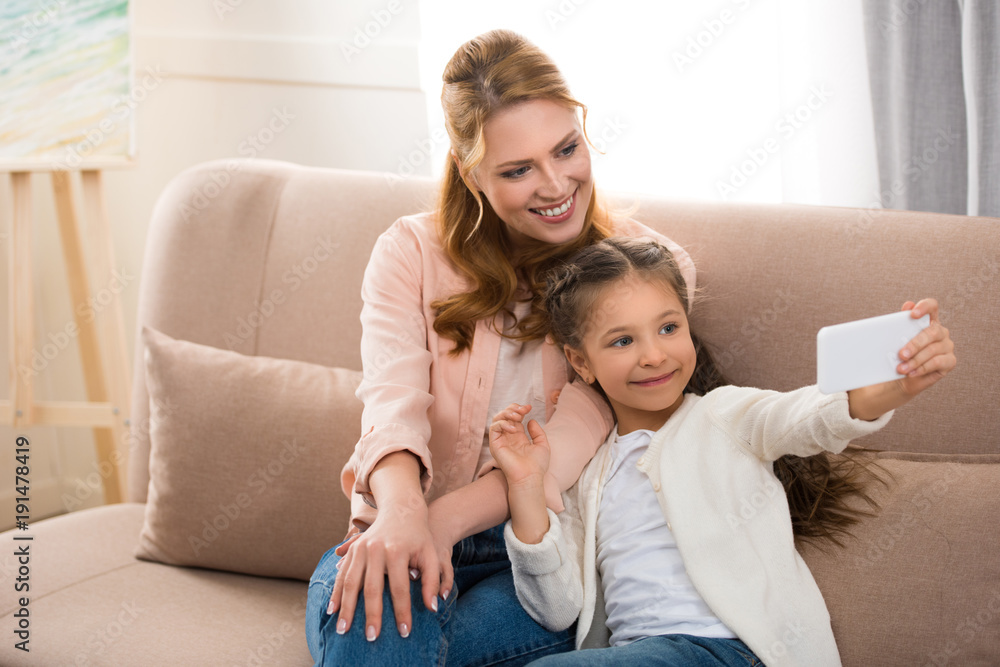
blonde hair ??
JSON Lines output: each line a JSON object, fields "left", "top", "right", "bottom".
{"left": 432, "top": 29, "right": 614, "bottom": 354}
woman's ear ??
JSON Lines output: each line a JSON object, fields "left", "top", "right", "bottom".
{"left": 564, "top": 344, "right": 594, "bottom": 384}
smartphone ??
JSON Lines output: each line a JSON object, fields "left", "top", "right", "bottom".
{"left": 817, "top": 310, "right": 930, "bottom": 394}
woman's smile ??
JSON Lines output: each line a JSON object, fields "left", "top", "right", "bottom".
{"left": 530, "top": 191, "right": 576, "bottom": 223}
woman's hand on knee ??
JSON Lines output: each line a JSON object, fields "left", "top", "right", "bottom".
{"left": 327, "top": 502, "right": 448, "bottom": 641}
{"left": 334, "top": 525, "right": 362, "bottom": 557}
{"left": 426, "top": 501, "right": 458, "bottom": 599}
{"left": 324, "top": 527, "right": 361, "bottom": 621}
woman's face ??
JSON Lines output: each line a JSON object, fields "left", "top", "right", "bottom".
{"left": 472, "top": 98, "right": 594, "bottom": 248}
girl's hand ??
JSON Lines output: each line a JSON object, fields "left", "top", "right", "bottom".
{"left": 848, "top": 298, "right": 956, "bottom": 420}
{"left": 489, "top": 404, "right": 551, "bottom": 487}
{"left": 489, "top": 404, "right": 552, "bottom": 544}
{"left": 893, "top": 298, "right": 956, "bottom": 395}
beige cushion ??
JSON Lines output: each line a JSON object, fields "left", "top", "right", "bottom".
{"left": 135, "top": 327, "right": 360, "bottom": 581}
{"left": 799, "top": 451, "right": 1000, "bottom": 666}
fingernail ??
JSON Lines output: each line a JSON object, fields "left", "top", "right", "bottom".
{"left": 399, "top": 623, "right": 410, "bottom": 638}
{"left": 432, "top": 597, "right": 439, "bottom": 613}
{"left": 367, "top": 625, "right": 377, "bottom": 642}
{"left": 327, "top": 599, "right": 336, "bottom": 615}
{"left": 336, "top": 618, "right": 347, "bottom": 635}
{"left": 901, "top": 348, "right": 912, "bottom": 359}
{"left": 900, "top": 362, "right": 909, "bottom": 373}
{"left": 409, "top": 568, "right": 420, "bottom": 580}
{"left": 442, "top": 588, "right": 451, "bottom": 601}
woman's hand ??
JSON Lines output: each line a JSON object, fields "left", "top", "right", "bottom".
{"left": 334, "top": 524, "right": 362, "bottom": 556}
{"left": 848, "top": 298, "right": 957, "bottom": 420}
{"left": 327, "top": 453, "right": 453, "bottom": 642}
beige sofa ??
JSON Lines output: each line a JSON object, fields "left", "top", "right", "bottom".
{"left": 2, "top": 159, "right": 998, "bottom": 666}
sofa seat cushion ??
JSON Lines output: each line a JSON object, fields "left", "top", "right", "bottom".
{"left": 0, "top": 504, "right": 312, "bottom": 666}
{"left": 799, "top": 452, "right": 1000, "bottom": 667}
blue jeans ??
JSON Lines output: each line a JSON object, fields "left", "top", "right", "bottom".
{"left": 527, "top": 635, "right": 761, "bottom": 666}
{"left": 306, "top": 523, "right": 575, "bottom": 666}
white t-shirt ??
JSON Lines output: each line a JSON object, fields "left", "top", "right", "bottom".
{"left": 596, "top": 428, "right": 736, "bottom": 646}
{"left": 479, "top": 301, "right": 547, "bottom": 471}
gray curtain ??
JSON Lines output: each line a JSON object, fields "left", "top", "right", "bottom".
{"left": 863, "top": 0, "right": 999, "bottom": 217}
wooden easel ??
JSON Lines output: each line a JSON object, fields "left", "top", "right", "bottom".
{"left": 3, "top": 169, "right": 130, "bottom": 504}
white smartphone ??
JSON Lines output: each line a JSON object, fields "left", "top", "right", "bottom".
{"left": 817, "top": 310, "right": 931, "bottom": 394}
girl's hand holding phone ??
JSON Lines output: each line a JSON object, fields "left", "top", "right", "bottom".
{"left": 891, "top": 298, "right": 956, "bottom": 395}
{"left": 848, "top": 298, "right": 957, "bottom": 421}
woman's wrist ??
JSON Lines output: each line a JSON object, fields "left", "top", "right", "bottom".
{"left": 377, "top": 489, "right": 430, "bottom": 523}
{"left": 369, "top": 450, "right": 429, "bottom": 521}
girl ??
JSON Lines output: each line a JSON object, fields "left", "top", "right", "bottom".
{"left": 306, "top": 31, "right": 695, "bottom": 666}
{"left": 488, "top": 237, "right": 956, "bottom": 666}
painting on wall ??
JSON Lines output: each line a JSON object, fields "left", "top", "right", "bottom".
{"left": 0, "top": 0, "right": 134, "bottom": 171}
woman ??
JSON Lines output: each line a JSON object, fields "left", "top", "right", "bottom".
{"left": 306, "top": 29, "right": 696, "bottom": 666}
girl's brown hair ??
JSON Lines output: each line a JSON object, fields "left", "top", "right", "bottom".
{"left": 544, "top": 236, "right": 884, "bottom": 546}
{"left": 432, "top": 29, "right": 614, "bottom": 354}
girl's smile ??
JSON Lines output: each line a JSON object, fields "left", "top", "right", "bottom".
{"left": 631, "top": 370, "right": 677, "bottom": 387}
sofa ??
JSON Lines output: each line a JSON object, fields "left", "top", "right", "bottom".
{"left": 2, "top": 159, "right": 998, "bottom": 666}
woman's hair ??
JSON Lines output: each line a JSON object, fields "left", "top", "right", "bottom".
{"left": 544, "top": 236, "right": 886, "bottom": 546}
{"left": 432, "top": 29, "right": 614, "bottom": 354}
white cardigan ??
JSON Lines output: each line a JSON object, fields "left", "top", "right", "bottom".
{"left": 505, "top": 385, "right": 892, "bottom": 667}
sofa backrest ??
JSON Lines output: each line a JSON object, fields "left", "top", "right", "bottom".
{"left": 128, "top": 159, "right": 999, "bottom": 502}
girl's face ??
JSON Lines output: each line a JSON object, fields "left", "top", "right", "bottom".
{"left": 472, "top": 98, "right": 594, "bottom": 249}
{"left": 565, "top": 275, "right": 697, "bottom": 435}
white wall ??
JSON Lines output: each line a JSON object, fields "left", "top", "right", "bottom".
{"left": 0, "top": 0, "right": 428, "bottom": 526}
{"left": 417, "top": 0, "right": 878, "bottom": 206}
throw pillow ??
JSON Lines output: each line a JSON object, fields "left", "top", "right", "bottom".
{"left": 135, "top": 327, "right": 361, "bottom": 580}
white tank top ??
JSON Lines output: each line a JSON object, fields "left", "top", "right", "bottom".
{"left": 479, "top": 301, "right": 547, "bottom": 471}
